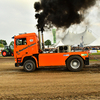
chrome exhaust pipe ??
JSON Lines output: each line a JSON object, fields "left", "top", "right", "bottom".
{"left": 41, "top": 32, "right": 44, "bottom": 50}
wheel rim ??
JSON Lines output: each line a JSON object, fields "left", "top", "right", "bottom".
{"left": 11, "top": 53, "right": 13, "bottom": 56}
{"left": 25, "top": 63, "right": 33, "bottom": 71}
{"left": 70, "top": 59, "right": 80, "bottom": 69}
{"left": 3, "top": 52, "right": 6, "bottom": 56}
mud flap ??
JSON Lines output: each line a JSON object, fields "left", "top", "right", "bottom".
{"left": 85, "top": 57, "right": 89, "bottom": 65}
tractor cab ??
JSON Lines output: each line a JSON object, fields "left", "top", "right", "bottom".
{"left": 4, "top": 46, "right": 11, "bottom": 50}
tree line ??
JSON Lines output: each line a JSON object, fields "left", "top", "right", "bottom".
{"left": 0, "top": 40, "right": 14, "bottom": 47}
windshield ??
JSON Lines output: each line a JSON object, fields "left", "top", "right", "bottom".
{"left": 4, "top": 46, "right": 9, "bottom": 50}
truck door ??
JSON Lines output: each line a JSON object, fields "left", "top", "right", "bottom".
{"left": 27, "top": 36, "right": 38, "bottom": 54}
{"left": 15, "top": 38, "right": 28, "bottom": 58}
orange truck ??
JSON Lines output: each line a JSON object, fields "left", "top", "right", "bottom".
{"left": 14, "top": 32, "right": 89, "bottom": 72}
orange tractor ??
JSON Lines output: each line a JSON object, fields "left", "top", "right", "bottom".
{"left": 14, "top": 31, "right": 89, "bottom": 72}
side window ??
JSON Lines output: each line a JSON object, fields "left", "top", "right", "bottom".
{"left": 16, "top": 38, "right": 27, "bottom": 45}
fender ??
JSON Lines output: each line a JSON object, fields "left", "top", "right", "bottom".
{"left": 21, "top": 54, "right": 39, "bottom": 68}
{"left": 32, "top": 55, "right": 38, "bottom": 68}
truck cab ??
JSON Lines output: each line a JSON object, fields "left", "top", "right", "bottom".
{"left": 14, "top": 33, "right": 39, "bottom": 58}
{"left": 14, "top": 32, "right": 89, "bottom": 72}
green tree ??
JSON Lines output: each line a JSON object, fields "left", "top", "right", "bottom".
{"left": 0, "top": 40, "right": 7, "bottom": 45}
{"left": 10, "top": 41, "right": 14, "bottom": 46}
{"left": 0, "top": 43, "right": 4, "bottom": 47}
{"left": 44, "top": 40, "right": 51, "bottom": 48}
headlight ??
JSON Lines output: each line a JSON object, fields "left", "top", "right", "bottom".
{"left": 81, "top": 54, "right": 87, "bottom": 56}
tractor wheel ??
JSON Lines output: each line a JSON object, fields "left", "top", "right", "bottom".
{"left": 2, "top": 50, "right": 7, "bottom": 57}
{"left": 11, "top": 53, "right": 14, "bottom": 56}
{"left": 23, "top": 60, "right": 36, "bottom": 72}
{"left": 66, "top": 56, "right": 84, "bottom": 72}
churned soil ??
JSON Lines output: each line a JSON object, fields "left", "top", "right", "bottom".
{"left": 0, "top": 57, "right": 100, "bottom": 100}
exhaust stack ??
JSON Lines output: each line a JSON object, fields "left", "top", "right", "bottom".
{"left": 38, "top": 29, "right": 41, "bottom": 50}
{"left": 41, "top": 28, "right": 45, "bottom": 50}
{"left": 41, "top": 32, "right": 44, "bottom": 50}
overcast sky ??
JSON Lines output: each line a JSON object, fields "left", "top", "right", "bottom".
{"left": 0, "top": 0, "right": 100, "bottom": 45}
{"left": 0, "top": 0, "right": 39, "bottom": 45}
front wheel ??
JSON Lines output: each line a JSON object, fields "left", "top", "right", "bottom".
{"left": 23, "top": 60, "right": 36, "bottom": 72}
{"left": 66, "top": 56, "right": 84, "bottom": 72}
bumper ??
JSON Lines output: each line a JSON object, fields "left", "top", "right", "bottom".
{"left": 85, "top": 57, "right": 89, "bottom": 65}
{"left": 15, "top": 63, "right": 22, "bottom": 67}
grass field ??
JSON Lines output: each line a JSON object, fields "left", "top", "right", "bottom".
{"left": 89, "top": 52, "right": 100, "bottom": 55}
{"left": 89, "top": 59, "right": 100, "bottom": 61}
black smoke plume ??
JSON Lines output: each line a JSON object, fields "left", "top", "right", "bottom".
{"left": 34, "top": 0, "right": 96, "bottom": 31}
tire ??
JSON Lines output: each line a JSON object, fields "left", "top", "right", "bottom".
{"left": 66, "top": 56, "right": 84, "bottom": 72}
{"left": 23, "top": 60, "right": 36, "bottom": 72}
{"left": 2, "top": 50, "right": 7, "bottom": 57}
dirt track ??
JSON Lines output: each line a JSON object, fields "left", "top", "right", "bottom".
{"left": 0, "top": 57, "right": 100, "bottom": 100}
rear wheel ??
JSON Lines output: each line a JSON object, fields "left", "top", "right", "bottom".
{"left": 2, "top": 50, "right": 7, "bottom": 57}
{"left": 23, "top": 60, "right": 36, "bottom": 72}
{"left": 66, "top": 56, "right": 84, "bottom": 72}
